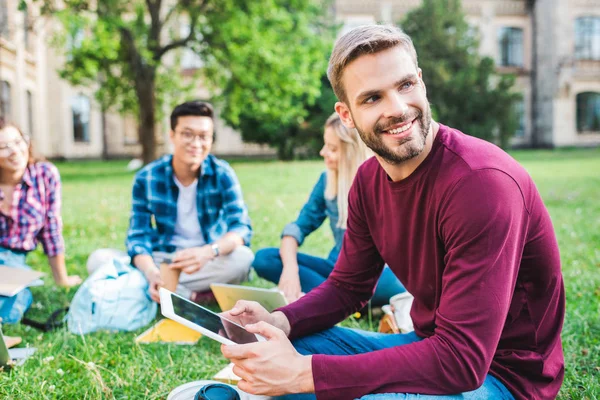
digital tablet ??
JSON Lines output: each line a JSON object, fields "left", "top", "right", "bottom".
{"left": 159, "top": 288, "right": 266, "bottom": 346}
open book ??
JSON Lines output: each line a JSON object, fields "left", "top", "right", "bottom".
{"left": 0, "top": 266, "right": 44, "bottom": 297}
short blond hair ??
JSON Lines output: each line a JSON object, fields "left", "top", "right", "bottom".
{"left": 327, "top": 25, "right": 419, "bottom": 103}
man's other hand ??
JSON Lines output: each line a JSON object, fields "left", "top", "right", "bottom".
{"left": 170, "top": 245, "right": 214, "bottom": 274}
{"left": 221, "top": 321, "right": 314, "bottom": 396}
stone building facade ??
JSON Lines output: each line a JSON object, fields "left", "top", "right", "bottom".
{"left": 1, "top": 0, "right": 599, "bottom": 159}
{"left": 333, "top": 0, "right": 600, "bottom": 147}
{"left": 0, "top": 0, "right": 274, "bottom": 159}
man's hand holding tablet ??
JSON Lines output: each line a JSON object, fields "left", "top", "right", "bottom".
{"left": 219, "top": 300, "right": 315, "bottom": 397}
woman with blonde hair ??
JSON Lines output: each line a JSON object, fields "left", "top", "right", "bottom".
{"left": 253, "top": 113, "right": 405, "bottom": 304}
{"left": 0, "top": 119, "right": 81, "bottom": 325}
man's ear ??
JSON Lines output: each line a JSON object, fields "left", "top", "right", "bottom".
{"left": 334, "top": 102, "right": 356, "bottom": 129}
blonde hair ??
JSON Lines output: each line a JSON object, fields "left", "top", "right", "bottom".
{"left": 327, "top": 24, "right": 419, "bottom": 103}
{"left": 324, "top": 113, "right": 371, "bottom": 229}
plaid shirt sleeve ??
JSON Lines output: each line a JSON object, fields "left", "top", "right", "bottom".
{"left": 37, "top": 163, "right": 65, "bottom": 256}
{"left": 126, "top": 171, "right": 154, "bottom": 258}
{"left": 219, "top": 164, "right": 253, "bottom": 245}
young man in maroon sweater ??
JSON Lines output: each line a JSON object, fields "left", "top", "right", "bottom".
{"left": 220, "top": 25, "right": 565, "bottom": 400}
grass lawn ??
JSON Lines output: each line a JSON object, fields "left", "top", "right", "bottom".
{"left": 1, "top": 148, "right": 599, "bottom": 399}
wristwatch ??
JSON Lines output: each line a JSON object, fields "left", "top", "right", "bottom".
{"left": 210, "top": 243, "right": 220, "bottom": 258}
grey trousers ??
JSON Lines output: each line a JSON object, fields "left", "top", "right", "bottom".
{"left": 86, "top": 246, "right": 254, "bottom": 298}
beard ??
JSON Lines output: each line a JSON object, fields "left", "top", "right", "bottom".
{"left": 354, "top": 104, "right": 432, "bottom": 165}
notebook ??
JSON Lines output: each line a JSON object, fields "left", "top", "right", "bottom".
{"left": 135, "top": 319, "right": 202, "bottom": 345}
{"left": 213, "top": 362, "right": 241, "bottom": 384}
{"left": 210, "top": 283, "right": 288, "bottom": 312}
{"left": 0, "top": 266, "right": 44, "bottom": 297}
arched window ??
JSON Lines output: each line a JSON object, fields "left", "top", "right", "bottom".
{"left": 576, "top": 92, "right": 600, "bottom": 133}
{"left": 71, "top": 94, "right": 91, "bottom": 142}
{"left": 575, "top": 17, "right": 600, "bottom": 60}
{"left": 498, "top": 27, "right": 524, "bottom": 67}
{"left": 0, "top": 81, "right": 11, "bottom": 119}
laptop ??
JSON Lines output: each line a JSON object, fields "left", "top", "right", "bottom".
{"left": 210, "top": 283, "right": 288, "bottom": 313}
{"left": 0, "top": 327, "right": 36, "bottom": 369}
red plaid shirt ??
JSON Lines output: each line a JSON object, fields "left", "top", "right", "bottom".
{"left": 0, "top": 162, "right": 64, "bottom": 256}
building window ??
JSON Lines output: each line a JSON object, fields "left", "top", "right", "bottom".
{"left": 26, "top": 90, "right": 34, "bottom": 136}
{"left": 71, "top": 94, "right": 91, "bottom": 142}
{"left": 0, "top": 0, "right": 8, "bottom": 38}
{"left": 577, "top": 92, "right": 600, "bottom": 133}
{"left": 514, "top": 99, "right": 525, "bottom": 138}
{"left": 498, "top": 27, "right": 524, "bottom": 67}
{"left": 0, "top": 81, "right": 11, "bottom": 119}
{"left": 575, "top": 17, "right": 600, "bottom": 60}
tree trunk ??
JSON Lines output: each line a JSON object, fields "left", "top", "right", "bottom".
{"left": 135, "top": 69, "right": 158, "bottom": 164}
{"left": 277, "top": 137, "right": 295, "bottom": 160}
{"left": 101, "top": 108, "right": 109, "bottom": 160}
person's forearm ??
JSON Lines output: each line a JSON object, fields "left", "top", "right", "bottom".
{"left": 280, "top": 236, "right": 299, "bottom": 272}
{"left": 213, "top": 232, "right": 244, "bottom": 256}
{"left": 133, "top": 254, "right": 158, "bottom": 275}
{"left": 48, "top": 254, "right": 68, "bottom": 284}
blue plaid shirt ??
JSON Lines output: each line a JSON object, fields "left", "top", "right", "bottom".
{"left": 126, "top": 154, "right": 252, "bottom": 258}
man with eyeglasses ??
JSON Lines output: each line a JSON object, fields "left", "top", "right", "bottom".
{"left": 87, "top": 101, "right": 253, "bottom": 304}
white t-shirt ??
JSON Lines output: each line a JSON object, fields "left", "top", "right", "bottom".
{"left": 171, "top": 177, "right": 206, "bottom": 249}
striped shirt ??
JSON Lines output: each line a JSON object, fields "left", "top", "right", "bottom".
{"left": 126, "top": 154, "right": 252, "bottom": 258}
{"left": 0, "top": 162, "right": 64, "bottom": 256}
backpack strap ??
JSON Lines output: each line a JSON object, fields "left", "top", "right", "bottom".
{"left": 21, "top": 307, "right": 69, "bottom": 332}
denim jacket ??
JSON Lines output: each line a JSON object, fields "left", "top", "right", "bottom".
{"left": 126, "top": 154, "right": 252, "bottom": 258}
{"left": 281, "top": 172, "right": 344, "bottom": 263}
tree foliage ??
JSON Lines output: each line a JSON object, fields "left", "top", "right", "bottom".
{"left": 33, "top": 0, "right": 332, "bottom": 162}
{"left": 203, "top": 3, "right": 335, "bottom": 159}
{"left": 401, "top": 0, "right": 522, "bottom": 148}
{"left": 236, "top": 73, "right": 338, "bottom": 160}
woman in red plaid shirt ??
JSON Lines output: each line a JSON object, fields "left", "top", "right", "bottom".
{"left": 0, "top": 119, "right": 81, "bottom": 325}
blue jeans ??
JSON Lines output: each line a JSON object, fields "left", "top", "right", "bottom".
{"left": 253, "top": 248, "right": 406, "bottom": 306}
{"left": 0, "top": 247, "right": 33, "bottom": 324}
{"left": 279, "top": 327, "right": 514, "bottom": 400}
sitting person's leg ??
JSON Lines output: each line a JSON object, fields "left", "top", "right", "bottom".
{"left": 254, "top": 251, "right": 405, "bottom": 306}
{"left": 253, "top": 250, "right": 335, "bottom": 293}
{"left": 295, "top": 253, "right": 335, "bottom": 293}
{"left": 253, "top": 247, "right": 285, "bottom": 284}
{"left": 371, "top": 266, "right": 406, "bottom": 307}
{"left": 0, "top": 248, "right": 33, "bottom": 324}
{"left": 280, "top": 328, "right": 513, "bottom": 400}
{"left": 178, "top": 245, "right": 254, "bottom": 297}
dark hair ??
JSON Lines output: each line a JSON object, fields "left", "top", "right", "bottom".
{"left": 0, "top": 117, "right": 41, "bottom": 165}
{"left": 170, "top": 101, "right": 214, "bottom": 130}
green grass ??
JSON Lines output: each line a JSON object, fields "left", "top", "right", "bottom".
{"left": 1, "top": 148, "right": 599, "bottom": 399}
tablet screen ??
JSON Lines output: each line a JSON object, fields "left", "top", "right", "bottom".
{"left": 171, "top": 293, "right": 259, "bottom": 344}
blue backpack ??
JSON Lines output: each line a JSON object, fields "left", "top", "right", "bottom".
{"left": 67, "top": 257, "right": 157, "bottom": 334}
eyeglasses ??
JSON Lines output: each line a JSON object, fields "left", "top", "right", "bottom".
{"left": 178, "top": 130, "right": 213, "bottom": 144}
{"left": 0, "top": 136, "right": 28, "bottom": 157}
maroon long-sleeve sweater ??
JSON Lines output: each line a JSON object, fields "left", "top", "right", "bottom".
{"left": 279, "top": 124, "right": 565, "bottom": 400}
